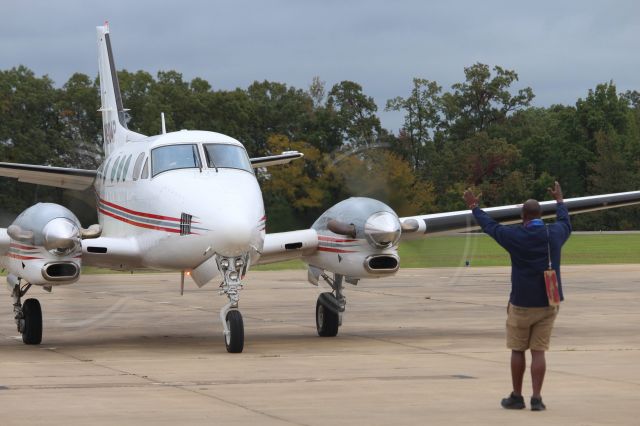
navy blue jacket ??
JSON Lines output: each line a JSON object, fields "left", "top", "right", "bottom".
{"left": 472, "top": 202, "right": 572, "bottom": 307}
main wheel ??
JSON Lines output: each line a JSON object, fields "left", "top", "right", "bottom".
{"left": 22, "top": 298, "right": 42, "bottom": 345}
{"left": 316, "top": 292, "right": 340, "bottom": 337}
{"left": 224, "top": 310, "right": 244, "bottom": 353}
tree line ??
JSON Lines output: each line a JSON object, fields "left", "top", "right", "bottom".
{"left": 0, "top": 64, "right": 639, "bottom": 230}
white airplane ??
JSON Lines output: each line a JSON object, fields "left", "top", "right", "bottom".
{"left": 1, "top": 24, "right": 639, "bottom": 352}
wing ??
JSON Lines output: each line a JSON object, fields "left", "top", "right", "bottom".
{"left": 250, "top": 151, "right": 304, "bottom": 168}
{"left": 0, "top": 162, "right": 96, "bottom": 190}
{"left": 81, "top": 237, "right": 143, "bottom": 269}
{"left": 399, "top": 190, "right": 640, "bottom": 238}
{"left": 256, "top": 229, "right": 318, "bottom": 265}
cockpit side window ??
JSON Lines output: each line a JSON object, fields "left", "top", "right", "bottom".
{"left": 151, "top": 144, "right": 201, "bottom": 177}
{"left": 203, "top": 144, "right": 252, "bottom": 173}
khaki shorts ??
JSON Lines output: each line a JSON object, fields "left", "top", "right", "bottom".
{"left": 506, "top": 303, "right": 559, "bottom": 351}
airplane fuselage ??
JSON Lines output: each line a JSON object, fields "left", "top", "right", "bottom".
{"left": 94, "top": 129, "right": 266, "bottom": 271}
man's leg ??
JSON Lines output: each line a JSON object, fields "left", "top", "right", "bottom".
{"left": 531, "top": 350, "right": 546, "bottom": 398}
{"left": 511, "top": 350, "right": 526, "bottom": 395}
{"left": 503, "top": 304, "right": 528, "bottom": 409}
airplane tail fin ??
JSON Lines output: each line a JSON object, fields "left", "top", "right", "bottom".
{"left": 96, "top": 24, "right": 144, "bottom": 155}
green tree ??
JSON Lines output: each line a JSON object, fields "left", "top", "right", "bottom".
{"left": 57, "top": 73, "right": 102, "bottom": 168}
{"left": 327, "top": 81, "right": 382, "bottom": 148}
{"left": 385, "top": 78, "right": 442, "bottom": 169}
{"left": 245, "top": 80, "right": 314, "bottom": 154}
{"left": 259, "top": 135, "right": 329, "bottom": 231}
{"left": 440, "top": 63, "right": 534, "bottom": 140}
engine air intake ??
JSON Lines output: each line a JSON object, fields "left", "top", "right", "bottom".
{"left": 365, "top": 255, "right": 399, "bottom": 273}
{"left": 42, "top": 262, "right": 80, "bottom": 281}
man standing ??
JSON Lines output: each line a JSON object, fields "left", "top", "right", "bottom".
{"left": 463, "top": 182, "right": 571, "bottom": 411}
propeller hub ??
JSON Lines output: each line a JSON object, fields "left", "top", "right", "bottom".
{"left": 364, "top": 212, "right": 401, "bottom": 248}
{"left": 43, "top": 218, "right": 81, "bottom": 256}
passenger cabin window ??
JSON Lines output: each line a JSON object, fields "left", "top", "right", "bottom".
{"left": 121, "top": 154, "right": 133, "bottom": 181}
{"left": 116, "top": 156, "right": 126, "bottom": 182}
{"left": 110, "top": 157, "right": 121, "bottom": 183}
{"left": 102, "top": 158, "right": 112, "bottom": 183}
{"left": 151, "top": 144, "right": 201, "bottom": 177}
{"left": 204, "top": 144, "right": 252, "bottom": 173}
{"left": 132, "top": 153, "right": 145, "bottom": 181}
{"left": 141, "top": 158, "right": 149, "bottom": 179}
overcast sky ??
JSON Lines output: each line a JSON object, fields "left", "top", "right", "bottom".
{"left": 2, "top": 0, "right": 639, "bottom": 131}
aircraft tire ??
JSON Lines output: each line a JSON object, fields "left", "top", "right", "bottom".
{"left": 22, "top": 298, "right": 42, "bottom": 345}
{"left": 224, "top": 310, "right": 244, "bottom": 353}
{"left": 316, "top": 293, "right": 340, "bottom": 337}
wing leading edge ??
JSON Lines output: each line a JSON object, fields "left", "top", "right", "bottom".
{"left": 0, "top": 162, "right": 96, "bottom": 191}
{"left": 250, "top": 151, "right": 304, "bottom": 168}
{"left": 257, "top": 229, "right": 318, "bottom": 265}
{"left": 400, "top": 190, "right": 640, "bottom": 238}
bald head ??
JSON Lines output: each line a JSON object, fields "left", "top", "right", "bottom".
{"left": 522, "top": 199, "right": 542, "bottom": 221}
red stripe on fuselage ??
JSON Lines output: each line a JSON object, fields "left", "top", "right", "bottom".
{"left": 7, "top": 253, "right": 42, "bottom": 260}
{"left": 9, "top": 243, "right": 38, "bottom": 250}
{"left": 318, "top": 235, "right": 358, "bottom": 243}
{"left": 99, "top": 208, "right": 181, "bottom": 233}
{"left": 317, "top": 247, "right": 357, "bottom": 253}
{"left": 98, "top": 197, "right": 181, "bottom": 222}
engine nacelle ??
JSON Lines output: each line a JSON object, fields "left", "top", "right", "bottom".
{"left": 4, "top": 203, "right": 82, "bottom": 286}
{"left": 303, "top": 197, "right": 401, "bottom": 281}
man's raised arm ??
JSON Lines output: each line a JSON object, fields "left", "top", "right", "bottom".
{"left": 548, "top": 181, "right": 572, "bottom": 238}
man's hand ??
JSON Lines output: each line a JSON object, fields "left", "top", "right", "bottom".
{"left": 548, "top": 181, "right": 563, "bottom": 203}
{"left": 463, "top": 188, "right": 481, "bottom": 209}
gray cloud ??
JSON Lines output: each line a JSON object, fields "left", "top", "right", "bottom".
{"left": 2, "top": 0, "right": 639, "bottom": 131}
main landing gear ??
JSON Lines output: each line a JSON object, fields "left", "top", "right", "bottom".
{"left": 10, "top": 277, "right": 42, "bottom": 345}
{"left": 217, "top": 255, "right": 248, "bottom": 353}
{"left": 315, "top": 273, "right": 347, "bottom": 337}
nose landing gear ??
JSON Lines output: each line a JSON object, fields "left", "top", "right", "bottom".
{"left": 315, "top": 273, "right": 346, "bottom": 337}
{"left": 10, "top": 277, "right": 42, "bottom": 345}
{"left": 217, "top": 255, "right": 248, "bottom": 353}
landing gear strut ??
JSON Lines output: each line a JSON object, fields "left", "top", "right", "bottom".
{"left": 217, "top": 255, "right": 247, "bottom": 353}
{"left": 10, "top": 278, "right": 42, "bottom": 345}
{"left": 316, "top": 273, "right": 346, "bottom": 337}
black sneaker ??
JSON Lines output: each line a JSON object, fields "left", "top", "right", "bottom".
{"left": 530, "top": 397, "right": 546, "bottom": 411}
{"left": 501, "top": 392, "right": 525, "bottom": 409}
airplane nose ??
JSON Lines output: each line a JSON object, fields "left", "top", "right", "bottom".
{"left": 215, "top": 216, "right": 254, "bottom": 257}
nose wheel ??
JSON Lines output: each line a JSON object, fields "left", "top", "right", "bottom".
{"left": 21, "top": 298, "right": 43, "bottom": 345}
{"left": 315, "top": 273, "right": 347, "bottom": 338}
{"left": 224, "top": 310, "right": 244, "bottom": 353}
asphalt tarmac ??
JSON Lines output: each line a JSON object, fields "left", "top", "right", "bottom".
{"left": 1, "top": 265, "right": 639, "bottom": 425}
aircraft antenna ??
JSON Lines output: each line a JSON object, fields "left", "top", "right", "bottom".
{"left": 161, "top": 112, "right": 167, "bottom": 134}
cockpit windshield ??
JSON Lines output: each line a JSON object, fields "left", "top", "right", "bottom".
{"left": 204, "top": 144, "right": 252, "bottom": 173}
{"left": 151, "top": 144, "right": 201, "bottom": 177}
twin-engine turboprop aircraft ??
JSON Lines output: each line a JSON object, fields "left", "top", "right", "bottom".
{"left": 1, "top": 24, "right": 640, "bottom": 352}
